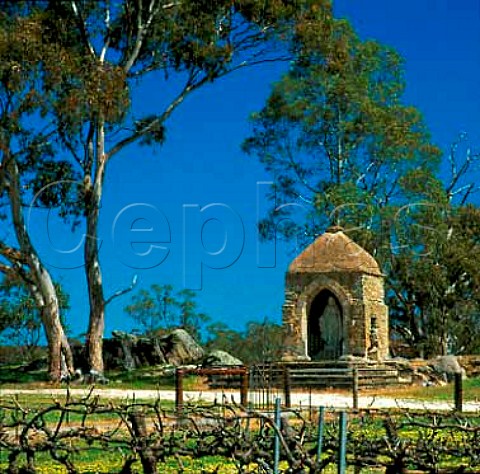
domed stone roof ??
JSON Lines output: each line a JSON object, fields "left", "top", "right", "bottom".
{"left": 288, "top": 226, "right": 383, "bottom": 276}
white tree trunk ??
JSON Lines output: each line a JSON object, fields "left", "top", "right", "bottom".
{"left": 85, "top": 121, "right": 107, "bottom": 373}
{"left": 7, "top": 158, "right": 73, "bottom": 381}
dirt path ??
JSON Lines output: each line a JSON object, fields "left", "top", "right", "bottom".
{"left": 1, "top": 387, "right": 479, "bottom": 412}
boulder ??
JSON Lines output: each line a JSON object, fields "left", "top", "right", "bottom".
{"left": 430, "top": 355, "right": 466, "bottom": 382}
{"left": 105, "top": 334, "right": 134, "bottom": 371}
{"left": 203, "top": 350, "right": 243, "bottom": 367}
{"left": 457, "top": 355, "right": 480, "bottom": 377}
{"left": 412, "top": 365, "right": 445, "bottom": 386}
{"left": 110, "top": 331, "right": 137, "bottom": 371}
{"left": 109, "top": 331, "right": 166, "bottom": 371}
{"left": 134, "top": 336, "right": 166, "bottom": 366}
{"left": 81, "top": 328, "right": 206, "bottom": 372}
{"left": 160, "top": 329, "right": 204, "bottom": 365}
{"left": 202, "top": 351, "right": 244, "bottom": 389}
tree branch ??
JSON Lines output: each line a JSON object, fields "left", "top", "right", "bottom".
{"left": 123, "top": 0, "right": 163, "bottom": 74}
{"left": 105, "top": 274, "right": 138, "bottom": 306}
{"left": 106, "top": 75, "right": 205, "bottom": 160}
{"left": 0, "top": 242, "right": 25, "bottom": 265}
{"left": 70, "top": 1, "right": 96, "bottom": 58}
{"left": 0, "top": 262, "right": 13, "bottom": 275}
{"left": 99, "top": 0, "right": 112, "bottom": 63}
{"left": 110, "top": 48, "right": 291, "bottom": 161}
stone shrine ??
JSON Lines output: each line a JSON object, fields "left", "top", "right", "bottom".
{"left": 282, "top": 226, "right": 389, "bottom": 362}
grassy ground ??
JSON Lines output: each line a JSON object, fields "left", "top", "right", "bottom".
{"left": 364, "top": 377, "right": 480, "bottom": 401}
{"left": 0, "top": 364, "right": 49, "bottom": 385}
{"left": 0, "top": 364, "right": 205, "bottom": 390}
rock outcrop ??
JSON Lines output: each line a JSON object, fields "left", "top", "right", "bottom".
{"left": 430, "top": 355, "right": 466, "bottom": 382}
{"left": 160, "top": 329, "right": 205, "bottom": 366}
{"left": 203, "top": 350, "right": 243, "bottom": 367}
{"left": 103, "top": 329, "right": 208, "bottom": 370}
{"left": 387, "top": 355, "right": 469, "bottom": 386}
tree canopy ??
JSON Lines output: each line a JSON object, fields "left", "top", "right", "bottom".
{"left": 0, "top": 275, "right": 70, "bottom": 362}
{"left": 125, "top": 284, "right": 210, "bottom": 341}
{"left": 243, "top": 18, "right": 441, "bottom": 250}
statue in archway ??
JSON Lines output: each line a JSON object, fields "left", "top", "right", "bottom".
{"left": 368, "top": 316, "right": 379, "bottom": 360}
{"left": 319, "top": 297, "right": 343, "bottom": 359}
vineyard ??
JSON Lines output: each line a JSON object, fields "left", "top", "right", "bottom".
{"left": 0, "top": 390, "right": 479, "bottom": 474}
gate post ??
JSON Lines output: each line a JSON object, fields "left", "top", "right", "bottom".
{"left": 283, "top": 367, "right": 291, "bottom": 408}
{"left": 241, "top": 367, "right": 249, "bottom": 407}
{"left": 175, "top": 368, "right": 184, "bottom": 412}
{"left": 454, "top": 372, "right": 463, "bottom": 412}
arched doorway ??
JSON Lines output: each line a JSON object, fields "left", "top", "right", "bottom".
{"left": 308, "top": 290, "right": 343, "bottom": 360}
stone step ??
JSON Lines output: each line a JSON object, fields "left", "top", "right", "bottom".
{"left": 251, "top": 369, "right": 399, "bottom": 378}
{"left": 245, "top": 362, "right": 405, "bottom": 389}
{"left": 208, "top": 362, "right": 409, "bottom": 389}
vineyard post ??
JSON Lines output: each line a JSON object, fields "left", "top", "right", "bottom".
{"left": 338, "top": 411, "right": 348, "bottom": 474}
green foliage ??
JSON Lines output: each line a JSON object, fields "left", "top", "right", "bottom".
{"left": 34, "top": 0, "right": 331, "bottom": 148}
{"left": 206, "top": 318, "right": 285, "bottom": 364}
{"left": 134, "top": 115, "right": 166, "bottom": 145}
{"left": 124, "top": 284, "right": 210, "bottom": 341}
{"left": 0, "top": 9, "right": 82, "bottom": 220}
{"left": 243, "top": 16, "right": 440, "bottom": 242}
{"left": 389, "top": 204, "right": 480, "bottom": 356}
{"left": 0, "top": 283, "right": 42, "bottom": 362}
{"left": 0, "top": 276, "right": 70, "bottom": 362}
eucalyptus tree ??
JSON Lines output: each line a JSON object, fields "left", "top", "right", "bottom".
{"left": 36, "top": 0, "right": 332, "bottom": 373}
{"left": 243, "top": 18, "right": 441, "bottom": 253}
{"left": 0, "top": 274, "right": 71, "bottom": 363}
{"left": 387, "top": 139, "right": 480, "bottom": 356}
{"left": 206, "top": 318, "right": 284, "bottom": 364}
{"left": 124, "top": 284, "right": 209, "bottom": 340}
{"left": 0, "top": 8, "right": 76, "bottom": 380}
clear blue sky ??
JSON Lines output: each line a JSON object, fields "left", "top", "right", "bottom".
{"left": 30, "top": 1, "right": 480, "bottom": 338}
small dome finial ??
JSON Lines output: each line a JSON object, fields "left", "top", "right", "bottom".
{"left": 326, "top": 225, "right": 344, "bottom": 234}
